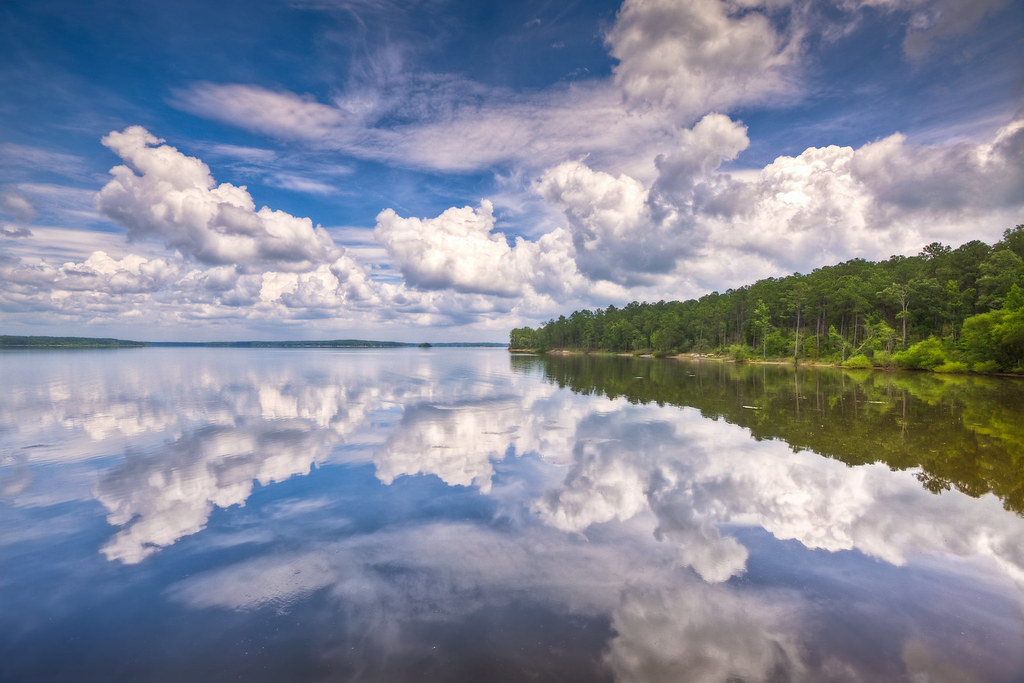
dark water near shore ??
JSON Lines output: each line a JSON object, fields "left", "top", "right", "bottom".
{"left": 2, "top": 348, "right": 1023, "bottom": 682}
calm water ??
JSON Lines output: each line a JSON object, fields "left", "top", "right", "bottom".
{"left": 2, "top": 348, "right": 1023, "bottom": 682}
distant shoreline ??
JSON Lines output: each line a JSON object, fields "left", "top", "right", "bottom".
{"left": 0, "top": 335, "right": 507, "bottom": 349}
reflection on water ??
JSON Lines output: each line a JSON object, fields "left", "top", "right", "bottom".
{"left": 526, "top": 353, "right": 1024, "bottom": 514}
{"left": 1, "top": 348, "right": 1023, "bottom": 682}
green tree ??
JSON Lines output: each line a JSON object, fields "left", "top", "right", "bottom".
{"left": 750, "top": 299, "right": 771, "bottom": 359}
{"left": 894, "top": 337, "right": 948, "bottom": 370}
{"left": 977, "top": 249, "right": 1024, "bottom": 310}
{"left": 880, "top": 282, "right": 910, "bottom": 348}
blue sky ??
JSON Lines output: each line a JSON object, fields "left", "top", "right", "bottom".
{"left": 1, "top": 0, "right": 1022, "bottom": 341}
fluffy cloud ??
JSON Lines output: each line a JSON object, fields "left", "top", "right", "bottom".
{"left": 4, "top": 127, "right": 564, "bottom": 332}
{"left": 850, "top": 117, "right": 1024, "bottom": 213}
{"left": 4, "top": 111, "right": 1021, "bottom": 336}
{"left": 377, "top": 200, "right": 541, "bottom": 296}
{"left": 606, "top": 0, "right": 800, "bottom": 115}
{"left": 530, "top": 113, "right": 1024, "bottom": 292}
{"left": 95, "top": 126, "right": 339, "bottom": 271}
{"left": 375, "top": 111, "right": 1020, "bottom": 301}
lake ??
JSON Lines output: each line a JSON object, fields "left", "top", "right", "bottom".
{"left": 2, "top": 347, "right": 1023, "bottom": 682}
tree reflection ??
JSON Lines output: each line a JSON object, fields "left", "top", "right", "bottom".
{"left": 516, "top": 355, "right": 1024, "bottom": 514}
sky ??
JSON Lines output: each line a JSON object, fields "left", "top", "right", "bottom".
{"left": 0, "top": 0, "right": 1022, "bottom": 342}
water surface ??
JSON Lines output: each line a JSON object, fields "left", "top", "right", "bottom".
{"left": 2, "top": 348, "right": 1023, "bottom": 682}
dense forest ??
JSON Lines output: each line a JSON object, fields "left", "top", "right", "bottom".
{"left": 510, "top": 226, "right": 1024, "bottom": 373}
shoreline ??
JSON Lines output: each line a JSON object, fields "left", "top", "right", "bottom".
{"left": 508, "top": 348, "right": 1023, "bottom": 377}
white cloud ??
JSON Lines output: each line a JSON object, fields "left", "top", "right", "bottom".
{"left": 535, "top": 113, "right": 1024, "bottom": 293}
{"left": 536, "top": 161, "right": 657, "bottom": 283}
{"left": 850, "top": 117, "right": 1024, "bottom": 212}
{"left": 374, "top": 199, "right": 586, "bottom": 298}
{"left": 2, "top": 127, "right": 554, "bottom": 335}
{"left": 95, "top": 126, "right": 340, "bottom": 272}
{"left": 3, "top": 111, "right": 1021, "bottom": 336}
{"left": 371, "top": 112, "right": 1019, "bottom": 303}
{"left": 174, "top": 80, "right": 686, "bottom": 177}
{"left": 605, "top": 584, "right": 801, "bottom": 683}
{"left": 0, "top": 190, "right": 35, "bottom": 223}
{"left": 606, "top": 0, "right": 801, "bottom": 116}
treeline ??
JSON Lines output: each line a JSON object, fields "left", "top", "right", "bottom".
{"left": 510, "top": 226, "right": 1024, "bottom": 373}
{"left": 0, "top": 335, "right": 147, "bottom": 348}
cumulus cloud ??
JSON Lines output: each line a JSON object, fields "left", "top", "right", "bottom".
{"left": 528, "top": 113, "right": 1024, "bottom": 292}
{"left": 353, "top": 111, "right": 1024, "bottom": 306}
{"left": 3, "top": 127, "right": 561, "bottom": 332}
{"left": 536, "top": 162, "right": 657, "bottom": 283}
{"left": 374, "top": 199, "right": 585, "bottom": 297}
{"left": 606, "top": 0, "right": 801, "bottom": 115}
{"left": 95, "top": 126, "right": 339, "bottom": 271}
{"left": 850, "top": 117, "right": 1024, "bottom": 212}
{"left": 4, "top": 111, "right": 1021, "bottom": 334}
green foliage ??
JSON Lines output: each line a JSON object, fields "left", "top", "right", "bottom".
{"left": 763, "top": 330, "right": 790, "bottom": 357}
{"left": 728, "top": 344, "right": 752, "bottom": 362}
{"left": 960, "top": 295, "right": 1024, "bottom": 371}
{"left": 0, "top": 335, "right": 147, "bottom": 348}
{"left": 972, "top": 360, "right": 1000, "bottom": 373}
{"left": 934, "top": 361, "right": 968, "bottom": 374}
{"left": 512, "top": 229, "right": 1021, "bottom": 374}
{"left": 872, "top": 350, "right": 895, "bottom": 368}
{"left": 894, "top": 337, "right": 948, "bottom": 370}
{"left": 843, "top": 354, "right": 872, "bottom": 368}
{"left": 509, "top": 327, "right": 537, "bottom": 349}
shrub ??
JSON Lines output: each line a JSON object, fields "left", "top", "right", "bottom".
{"left": 872, "top": 350, "right": 895, "bottom": 368}
{"left": 934, "top": 361, "right": 968, "bottom": 374}
{"left": 728, "top": 344, "right": 752, "bottom": 362}
{"left": 972, "top": 360, "right": 1000, "bottom": 373}
{"left": 763, "top": 330, "right": 790, "bottom": 357}
{"left": 894, "top": 337, "right": 948, "bottom": 370}
{"left": 843, "top": 354, "right": 872, "bottom": 369}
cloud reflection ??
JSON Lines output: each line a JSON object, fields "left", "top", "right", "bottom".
{"left": 5, "top": 349, "right": 1024, "bottom": 680}
{"left": 95, "top": 422, "right": 332, "bottom": 563}
{"left": 536, "top": 403, "right": 1024, "bottom": 586}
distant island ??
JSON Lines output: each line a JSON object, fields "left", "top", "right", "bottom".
{"left": 0, "top": 336, "right": 148, "bottom": 348}
{"left": 0, "top": 336, "right": 506, "bottom": 349}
